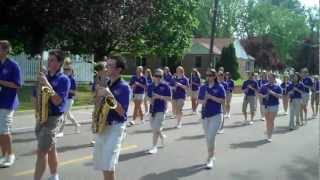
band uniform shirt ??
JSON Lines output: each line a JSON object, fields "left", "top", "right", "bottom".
{"left": 47, "top": 72, "right": 70, "bottom": 115}
{"left": 258, "top": 79, "right": 269, "bottom": 89}
{"left": 198, "top": 83, "right": 226, "bottom": 118}
{"left": 147, "top": 82, "right": 171, "bottom": 113}
{"left": 287, "top": 83, "right": 304, "bottom": 99}
{"left": 280, "top": 81, "right": 292, "bottom": 95}
{"left": 259, "top": 83, "right": 282, "bottom": 106}
{"left": 146, "top": 76, "right": 153, "bottom": 86}
{"left": 189, "top": 75, "right": 201, "bottom": 91}
{"left": 302, "top": 76, "right": 313, "bottom": 93}
{"left": 242, "top": 80, "right": 258, "bottom": 96}
{"left": 220, "top": 81, "right": 229, "bottom": 94}
{"left": 164, "top": 73, "right": 173, "bottom": 86}
{"left": 106, "top": 79, "right": 131, "bottom": 124}
{"left": 129, "top": 75, "right": 147, "bottom": 94}
{"left": 314, "top": 80, "right": 320, "bottom": 93}
{"left": 226, "top": 79, "right": 234, "bottom": 93}
{"left": 172, "top": 76, "right": 189, "bottom": 100}
{"left": 68, "top": 75, "right": 76, "bottom": 99}
{"left": 0, "top": 58, "right": 21, "bottom": 110}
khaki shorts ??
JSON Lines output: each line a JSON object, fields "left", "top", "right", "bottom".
{"left": 190, "top": 90, "right": 199, "bottom": 99}
{"left": 0, "top": 109, "right": 14, "bottom": 135}
{"left": 302, "top": 93, "right": 310, "bottom": 106}
{"left": 311, "top": 93, "right": 320, "bottom": 105}
{"left": 150, "top": 112, "right": 165, "bottom": 131}
{"left": 226, "top": 93, "right": 232, "bottom": 103}
{"left": 242, "top": 96, "right": 257, "bottom": 113}
{"left": 133, "top": 93, "right": 145, "bottom": 101}
{"left": 172, "top": 99, "right": 185, "bottom": 113}
{"left": 35, "top": 115, "right": 63, "bottom": 151}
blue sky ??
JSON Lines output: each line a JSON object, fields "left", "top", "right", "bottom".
{"left": 300, "top": 0, "right": 319, "bottom": 7}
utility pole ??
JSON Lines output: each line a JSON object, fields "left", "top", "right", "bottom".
{"left": 209, "top": 0, "right": 219, "bottom": 69}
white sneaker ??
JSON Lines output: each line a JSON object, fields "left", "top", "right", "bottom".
{"left": 284, "top": 112, "right": 288, "bottom": 115}
{"left": 267, "top": 138, "right": 272, "bottom": 142}
{"left": 48, "top": 174, "right": 59, "bottom": 180}
{"left": 0, "top": 154, "right": 15, "bottom": 168}
{"left": 56, "top": 132, "right": 64, "bottom": 138}
{"left": 0, "top": 156, "right": 6, "bottom": 165}
{"left": 205, "top": 157, "right": 215, "bottom": 169}
{"left": 148, "top": 147, "right": 158, "bottom": 154}
{"left": 217, "top": 129, "right": 224, "bottom": 134}
{"left": 176, "top": 123, "right": 182, "bottom": 129}
{"left": 261, "top": 117, "right": 265, "bottom": 121}
{"left": 249, "top": 121, "right": 254, "bottom": 125}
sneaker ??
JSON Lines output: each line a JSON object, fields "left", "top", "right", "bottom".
{"left": 205, "top": 157, "right": 215, "bottom": 169}
{"left": 227, "top": 114, "right": 231, "bottom": 118}
{"left": 284, "top": 112, "right": 288, "bottom": 115}
{"left": 176, "top": 123, "right": 182, "bottom": 129}
{"left": 0, "top": 154, "right": 15, "bottom": 168}
{"left": 147, "top": 147, "right": 158, "bottom": 154}
{"left": 266, "top": 138, "right": 272, "bottom": 142}
{"left": 217, "top": 129, "right": 224, "bottom": 134}
{"left": 56, "top": 132, "right": 64, "bottom": 138}
{"left": 48, "top": 174, "right": 59, "bottom": 180}
{"left": 249, "top": 121, "right": 254, "bottom": 125}
{"left": 90, "top": 140, "right": 95, "bottom": 146}
{"left": 261, "top": 117, "right": 265, "bottom": 121}
{"left": 170, "top": 115, "right": 176, "bottom": 119}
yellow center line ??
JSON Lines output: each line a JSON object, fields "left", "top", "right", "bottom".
{"left": 13, "top": 144, "right": 138, "bottom": 177}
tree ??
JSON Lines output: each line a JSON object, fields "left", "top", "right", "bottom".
{"left": 220, "top": 44, "right": 240, "bottom": 80}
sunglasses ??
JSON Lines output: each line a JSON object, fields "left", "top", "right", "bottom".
{"left": 206, "top": 74, "right": 215, "bottom": 77}
{"left": 154, "top": 75, "right": 162, "bottom": 78}
{"left": 64, "top": 68, "right": 71, "bottom": 71}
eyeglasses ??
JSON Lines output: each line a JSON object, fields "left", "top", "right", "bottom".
{"left": 64, "top": 68, "right": 71, "bottom": 71}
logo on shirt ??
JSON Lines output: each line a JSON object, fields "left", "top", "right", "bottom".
{"left": 52, "top": 80, "right": 58, "bottom": 87}
{"left": 113, "top": 89, "right": 120, "bottom": 96}
{"left": 1, "top": 68, "right": 8, "bottom": 75}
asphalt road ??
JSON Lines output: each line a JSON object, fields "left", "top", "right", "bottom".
{"left": 1, "top": 96, "right": 319, "bottom": 180}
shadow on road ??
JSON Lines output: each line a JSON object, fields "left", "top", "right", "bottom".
{"left": 13, "top": 136, "right": 36, "bottom": 143}
{"left": 140, "top": 164, "right": 204, "bottom": 180}
{"left": 119, "top": 150, "right": 148, "bottom": 162}
{"left": 178, "top": 134, "right": 204, "bottom": 141}
{"left": 229, "top": 170, "right": 262, "bottom": 180}
{"left": 273, "top": 126, "right": 291, "bottom": 134}
{"left": 281, "top": 156, "right": 318, "bottom": 180}
{"left": 230, "top": 139, "right": 268, "bottom": 149}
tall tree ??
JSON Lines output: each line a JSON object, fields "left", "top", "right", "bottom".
{"left": 220, "top": 44, "right": 240, "bottom": 80}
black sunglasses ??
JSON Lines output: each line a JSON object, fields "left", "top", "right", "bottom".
{"left": 206, "top": 74, "right": 215, "bottom": 77}
{"left": 154, "top": 75, "right": 162, "bottom": 78}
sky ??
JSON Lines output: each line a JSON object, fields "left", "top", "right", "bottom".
{"left": 300, "top": 0, "right": 319, "bottom": 7}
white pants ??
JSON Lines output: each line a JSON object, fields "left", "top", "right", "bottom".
{"left": 289, "top": 99, "right": 302, "bottom": 128}
{"left": 202, "top": 114, "right": 222, "bottom": 150}
{"left": 93, "top": 123, "right": 126, "bottom": 171}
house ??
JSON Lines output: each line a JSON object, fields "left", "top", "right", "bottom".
{"left": 124, "top": 38, "right": 255, "bottom": 77}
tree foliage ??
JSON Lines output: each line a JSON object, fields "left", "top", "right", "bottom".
{"left": 219, "top": 43, "right": 240, "bottom": 80}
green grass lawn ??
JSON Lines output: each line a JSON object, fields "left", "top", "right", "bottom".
{"left": 18, "top": 85, "right": 93, "bottom": 111}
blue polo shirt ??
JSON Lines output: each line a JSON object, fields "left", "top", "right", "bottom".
{"left": 258, "top": 79, "right": 269, "bottom": 89}
{"left": 220, "top": 81, "right": 229, "bottom": 93}
{"left": 198, "top": 83, "right": 226, "bottom": 118}
{"left": 146, "top": 76, "right": 153, "bottom": 85}
{"left": 106, "top": 78, "right": 131, "bottom": 124}
{"left": 242, "top": 80, "right": 258, "bottom": 96}
{"left": 0, "top": 58, "right": 22, "bottom": 110}
{"left": 147, "top": 82, "right": 171, "bottom": 113}
{"left": 315, "top": 80, "right": 320, "bottom": 93}
{"left": 68, "top": 75, "right": 76, "bottom": 99}
{"left": 189, "top": 75, "right": 201, "bottom": 91}
{"left": 164, "top": 73, "right": 173, "bottom": 85}
{"left": 287, "top": 83, "right": 304, "bottom": 99}
{"left": 226, "top": 79, "right": 234, "bottom": 93}
{"left": 280, "top": 81, "right": 291, "bottom": 95}
{"left": 302, "top": 76, "right": 313, "bottom": 93}
{"left": 172, "top": 76, "right": 189, "bottom": 100}
{"left": 129, "top": 75, "right": 147, "bottom": 94}
{"left": 259, "top": 83, "right": 282, "bottom": 106}
{"left": 46, "top": 72, "right": 70, "bottom": 115}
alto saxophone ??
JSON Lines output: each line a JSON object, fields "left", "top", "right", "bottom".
{"left": 35, "top": 56, "right": 55, "bottom": 124}
{"left": 92, "top": 88, "right": 117, "bottom": 134}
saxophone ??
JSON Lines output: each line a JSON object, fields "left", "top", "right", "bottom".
{"left": 92, "top": 87, "right": 118, "bottom": 134}
{"left": 35, "top": 56, "right": 55, "bottom": 124}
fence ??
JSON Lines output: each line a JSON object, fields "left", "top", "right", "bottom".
{"left": 13, "top": 54, "right": 94, "bottom": 84}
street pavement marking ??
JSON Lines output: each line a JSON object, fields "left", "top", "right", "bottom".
{"left": 13, "top": 144, "right": 138, "bottom": 177}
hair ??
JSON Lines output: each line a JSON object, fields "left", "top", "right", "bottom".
{"left": 225, "top": 72, "right": 231, "bottom": 80}
{"left": 218, "top": 66, "right": 224, "bottom": 72}
{"left": 192, "top": 68, "right": 201, "bottom": 78}
{"left": 108, "top": 55, "right": 126, "bottom": 73}
{"left": 154, "top": 68, "right": 164, "bottom": 76}
{"left": 145, "top": 68, "right": 152, "bottom": 77}
{"left": 301, "top": 68, "right": 309, "bottom": 74}
{"left": 64, "top": 57, "right": 72, "bottom": 66}
{"left": 176, "top": 66, "right": 184, "bottom": 74}
{"left": 0, "top": 40, "right": 12, "bottom": 54}
{"left": 207, "top": 68, "right": 219, "bottom": 84}
{"left": 94, "top": 61, "right": 106, "bottom": 72}
{"left": 49, "top": 49, "right": 65, "bottom": 65}
{"left": 293, "top": 72, "right": 302, "bottom": 83}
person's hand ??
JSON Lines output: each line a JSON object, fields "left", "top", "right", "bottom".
{"left": 96, "top": 86, "right": 113, "bottom": 97}
{"left": 153, "top": 93, "right": 162, "bottom": 100}
{"left": 38, "top": 72, "right": 49, "bottom": 86}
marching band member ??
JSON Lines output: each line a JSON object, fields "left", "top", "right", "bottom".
{"left": 57, "top": 61, "right": 81, "bottom": 137}
{"left": 147, "top": 69, "right": 171, "bottom": 154}
{"left": 189, "top": 68, "right": 201, "bottom": 115}
{"left": 259, "top": 73, "right": 282, "bottom": 142}
{"left": 163, "top": 66, "right": 175, "bottom": 118}
{"left": 241, "top": 72, "right": 259, "bottom": 125}
{"left": 217, "top": 71, "right": 228, "bottom": 134}
{"left": 0, "top": 40, "right": 21, "bottom": 168}
{"left": 257, "top": 71, "right": 268, "bottom": 121}
{"left": 300, "top": 68, "right": 313, "bottom": 123}
{"left": 287, "top": 72, "right": 304, "bottom": 129}
{"left": 280, "top": 74, "right": 291, "bottom": 115}
{"left": 129, "top": 66, "right": 147, "bottom": 125}
{"left": 93, "top": 55, "right": 130, "bottom": 180}
{"left": 311, "top": 75, "right": 320, "bottom": 118}
{"left": 144, "top": 68, "right": 153, "bottom": 115}
{"left": 225, "top": 72, "right": 234, "bottom": 118}
{"left": 33, "top": 49, "right": 71, "bottom": 180}
{"left": 198, "top": 69, "right": 226, "bottom": 169}
{"left": 171, "top": 66, "right": 189, "bottom": 129}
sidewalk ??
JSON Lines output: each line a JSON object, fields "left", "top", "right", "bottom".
{"left": 12, "top": 99, "right": 193, "bottom": 133}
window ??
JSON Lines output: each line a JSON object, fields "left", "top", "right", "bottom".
{"left": 245, "top": 61, "right": 251, "bottom": 71}
{"left": 195, "top": 56, "right": 202, "bottom": 68}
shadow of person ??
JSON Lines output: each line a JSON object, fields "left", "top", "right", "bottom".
{"left": 230, "top": 139, "right": 268, "bottom": 149}
{"left": 119, "top": 150, "right": 149, "bottom": 162}
{"left": 273, "top": 126, "right": 291, "bottom": 134}
{"left": 178, "top": 134, "right": 204, "bottom": 141}
{"left": 140, "top": 164, "right": 204, "bottom": 180}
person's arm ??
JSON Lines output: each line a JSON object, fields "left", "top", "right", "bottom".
{"left": 269, "top": 87, "right": 282, "bottom": 99}
{"left": 0, "top": 64, "right": 21, "bottom": 89}
{"left": 0, "top": 80, "right": 20, "bottom": 89}
{"left": 198, "top": 86, "right": 206, "bottom": 104}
